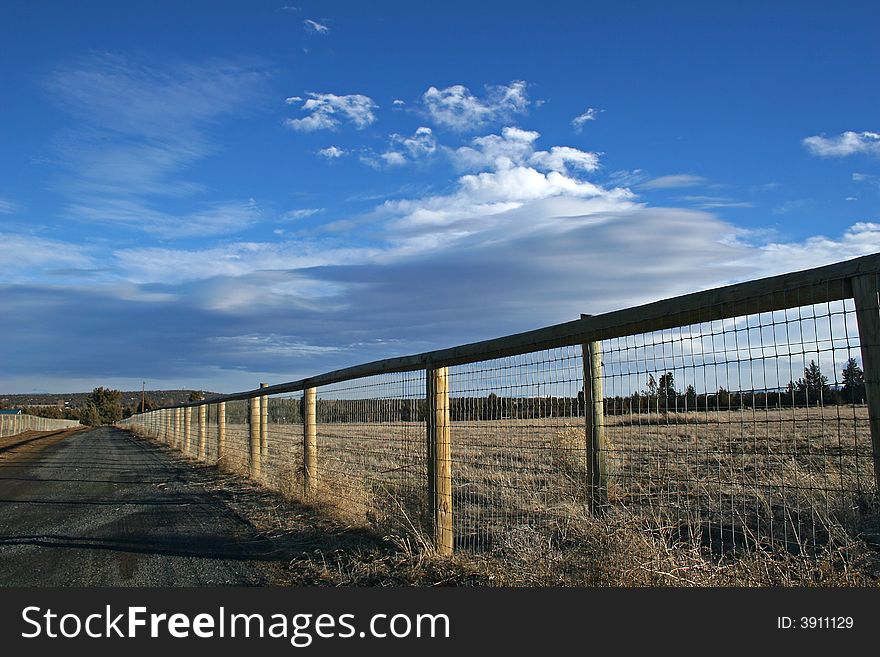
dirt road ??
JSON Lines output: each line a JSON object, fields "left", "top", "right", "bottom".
{"left": 0, "top": 426, "right": 291, "bottom": 586}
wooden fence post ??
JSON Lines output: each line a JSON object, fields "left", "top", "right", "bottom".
{"left": 174, "top": 407, "right": 182, "bottom": 449}
{"left": 184, "top": 407, "right": 192, "bottom": 454}
{"left": 303, "top": 387, "right": 317, "bottom": 498}
{"left": 198, "top": 404, "right": 207, "bottom": 460}
{"left": 218, "top": 401, "right": 226, "bottom": 462}
{"left": 249, "top": 395, "right": 261, "bottom": 478}
{"left": 260, "top": 383, "right": 269, "bottom": 461}
{"left": 851, "top": 274, "right": 880, "bottom": 493}
{"left": 583, "top": 339, "right": 608, "bottom": 514}
{"left": 427, "top": 366, "right": 453, "bottom": 555}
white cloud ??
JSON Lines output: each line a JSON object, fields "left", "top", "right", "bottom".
{"left": 392, "top": 99, "right": 405, "bottom": 106}
{"left": 362, "top": 127, "right": 437, "bottom": 168}
{"left": 450, "top": 126, "right": 599, "bottom": 175}
{"left": 379, "top": 151, "right": 407, "bottom": 167}
{"left": 285, "top": 92, "right": 378, "bottom": 131}
{"left": 803, "top": 131, "right": 880, "bottom": 157}
{"left": 394, "top": 127, "right": 437, "bottom": 157}
{"left": 422, "top": 80, "right": 529, "bottom": 131}
{"left": 572, "top": 107, "right": 600, "bottom": 131}
{"left": 318, "top": 145, "right": 346, "bottom": 159}
{"left": 530, "top": 146, "right": 600, "bottom": 173}
{"left": 303, "top": 19, "right": 329, "bottom": 34}
{"left": 639, "top": 174, "right": 707, "bottom": 190}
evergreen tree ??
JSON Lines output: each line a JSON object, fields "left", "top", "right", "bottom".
{"left": 796, "top": 360, "right": 830, "bottom": 404}
{"left": 841, "top": 357, "right": 866, "bottom": 404}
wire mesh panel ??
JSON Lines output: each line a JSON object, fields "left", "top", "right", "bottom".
{"left": 221, "top": 399, "right": 251, "bottom": 476}
{"left": 444, "top": 277, "right": 875, "bottom": 561}
{"left": 202, "top": 403, "right": 219, "bottom": 463}
{"left": 448, "top": 345, "right": 587, "bottom": 553}
{"left": 601, "top": 279, "right": 874, "bottom": 558}
{"left": 315, "top": 372, "right": 428, "bottom": 538}
{"left": 263, "top": 392, "right": 304, "bottom": 495}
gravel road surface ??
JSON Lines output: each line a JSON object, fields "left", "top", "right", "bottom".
{"left": 0, "top": 426, "right": 288, "bottom": 586}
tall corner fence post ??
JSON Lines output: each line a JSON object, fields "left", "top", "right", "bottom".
{"left": 249, "top": 393, "right": 261, "bottom": 478}
{"left": 583, "top": 338, "right": 608, "bottom": 514}
{"left": 851, "top": 273, "right": 880, "bottom": 493}
{"left": 303, "top": 387, "right": 317, "bottom": 499}
{"left": 427, "top": 365, "right": 453, "bottom": 555}
{"left": 218, "top": 401, "right": 226, "bottom": 462}
{"left": 259, "top": 383, "right": 269, "bottom": 461}
{"left": 198, "top": 404, "right": 207, "bottom": 460}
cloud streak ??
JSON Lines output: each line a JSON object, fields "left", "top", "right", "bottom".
{"left": 46, "top": 54, "right": 268, "bottom": 238}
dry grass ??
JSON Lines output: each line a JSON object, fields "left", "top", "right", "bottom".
{"left": 129, "top": 404, "right": 880, "bottom": 586}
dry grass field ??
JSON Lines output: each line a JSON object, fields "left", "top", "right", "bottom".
{"left": 134, "top": 401, "right": 880, "bottom": 585}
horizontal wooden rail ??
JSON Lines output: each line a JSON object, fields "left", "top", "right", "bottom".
{"left": 144, "top": 252, "right": 880, "bottom": 411}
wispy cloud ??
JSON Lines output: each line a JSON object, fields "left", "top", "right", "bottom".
{"left": 46, "top": 54, "right": 268, "bottom": 238}
{"left": 422, "top": 81, "right": 529, "bottom": 131}
{"left": 285, "top": 92, "right": 378, "bottom": 131}
{"left": 0, "top": 199, "right": 20, "bottom": 214}
{"left": 66, "top": 198, "right": 262, "bottom": 238}
{"left": 0, "top": 233, "right": 94, "bottom": 283}
{"left": 639, "top": 174, "right": 707, "bottom": 190}
{"left": 571, "top": 107, "right": 601, "bottom": 132}
{"left": 303, "top": 18, "right": 329, "bottom": 34}
{"left": 677, "top": 195, "right": 752, "bottom": 209}
{"left": 771, "top": 199, "right": 810, "bottom": 216}
{"left": 853, "top": 172, "right": 880, "bottom": 189}
{"left": 283, "top": 208, "right": 324, "bottom": 220}
{"left": 803, "top": 131, "right": 880, "bottom": 157}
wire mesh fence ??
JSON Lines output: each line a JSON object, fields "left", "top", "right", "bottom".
{"left": 314, "top": 372, "right": 428, "bottom": 539}
{"left": 117, "top": 257, "right": 880, "bottom": 566}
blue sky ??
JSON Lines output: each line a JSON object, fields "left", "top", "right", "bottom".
{"left": 1, "top": 0, "right": 879, "bottom": 394}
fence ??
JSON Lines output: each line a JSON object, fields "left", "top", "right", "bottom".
{"left": 0, "top": 413, "right": 80, "bottom": 437}
{"left": 119, "top": 253, "right": 880, "bottom": 560}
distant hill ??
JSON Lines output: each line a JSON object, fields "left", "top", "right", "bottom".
{"left": 0, "top": 390, "right": 222, "bottom": 410}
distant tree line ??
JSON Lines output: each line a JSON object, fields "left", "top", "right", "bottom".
{"left": 108, "top": 359, "right": 869, "bottom": 426}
